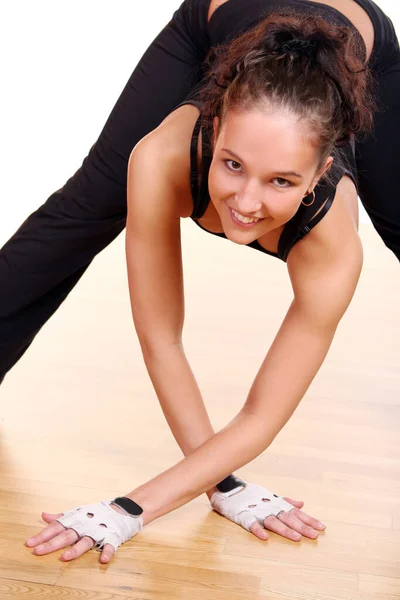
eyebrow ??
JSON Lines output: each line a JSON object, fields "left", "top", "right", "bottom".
{"left": 221, "top": 148, "right": 303, "bottom": 180}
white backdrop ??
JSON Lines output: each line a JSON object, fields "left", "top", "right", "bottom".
{"left": 1, "top": 1, "right": 399, "bottom": 244}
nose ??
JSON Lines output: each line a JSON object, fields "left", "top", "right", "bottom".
{"left": 235, "top": 180, "right": 264, "bottom": 214}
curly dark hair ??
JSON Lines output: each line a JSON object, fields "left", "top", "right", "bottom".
{"left": 200, "top": 11, "right": 376, "bottom": 172}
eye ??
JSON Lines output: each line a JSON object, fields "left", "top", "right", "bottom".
{"left": 274, "top": 177, "right": 291, "bottom": 188}
{"left": 225, "top": 159, "right": 243, "bottom": 172}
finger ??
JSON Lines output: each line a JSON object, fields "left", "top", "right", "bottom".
{"left": 61, "top": 536, "right": 96, "bottom": 561}
{"left": 41, "top": 512, "right": 64, "bottom": 524}
{"left": 290, "top": 507, "right": 327, "bottom": 531}
{"left": 100, "top": 543, "right": 116, "bottom": 564}
{"left": 32, "top": 529, "right": 80, "bottom": 555}
{"left": 282, "top": 497, "right": 304, "bottom": 509}
{"left": 263, "top": 515, "right": 303, "bottom": 542}
{"left": 277, "top": 511, "right": 320, "bottom": 539}
{"left": 25, "top": 519, "right": 69, "bottom": 548}
{"left": 249, "top": 521, "right": 269, "bottom": 541}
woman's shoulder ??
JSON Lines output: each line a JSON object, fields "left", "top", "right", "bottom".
{"left": 132, "top": 104, "right": 201, "bottom": 217}
{"left": 136, "top": 104, "right": 200, "bottom": 167}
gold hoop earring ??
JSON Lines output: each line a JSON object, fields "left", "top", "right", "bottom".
{"left": 302, "top": 189, "right": 315, "bottom": 207}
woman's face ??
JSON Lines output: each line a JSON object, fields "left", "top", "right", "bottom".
{"left": 209, "top": 107, "right": 333, "bottom": 245}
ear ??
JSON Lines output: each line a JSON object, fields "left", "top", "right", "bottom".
{"left": 312, "top": 156, "right": 334, "bottom": 188}
{"left": 322, "top": 155, "right": 334, "bottom": 175}
{"left": 212, "top": 116, "right": 220, "bottom": 147}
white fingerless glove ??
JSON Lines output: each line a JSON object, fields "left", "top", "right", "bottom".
{"left": 56, "top": 500, "right": 143, "bottom": 552}
{"left": 210, "top": 481, "right": 294, "bottom": 531}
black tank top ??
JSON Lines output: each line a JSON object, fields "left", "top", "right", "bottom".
{"left": 185, "top": 102, "right": 357, "bottom": 261}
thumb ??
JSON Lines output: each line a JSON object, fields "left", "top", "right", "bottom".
{"left": 283, "top": 497, "right": 304, "bottom": 509}
{"left": 41, "top": 511, "right": 64, "bottom": 524}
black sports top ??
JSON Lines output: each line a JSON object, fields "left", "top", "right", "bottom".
{"left": 185, "top": 101, "right": 357, "bottom": 261}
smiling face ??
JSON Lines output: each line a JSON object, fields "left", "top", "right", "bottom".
{"left": 208, "top": 106, "right": 333, "bottom": 245}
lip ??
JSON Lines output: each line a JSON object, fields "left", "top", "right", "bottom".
{"left": 228, "top": 206, "right": 265, "bottom": 228}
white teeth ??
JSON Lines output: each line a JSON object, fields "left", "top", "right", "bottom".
{"left": 232, "top": 209, "right": 260, "bottom": 224}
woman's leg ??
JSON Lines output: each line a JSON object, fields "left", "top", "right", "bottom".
{"left": 356, "top": 57, "right": 400, "bottom": 261}
{"left": 0, "top": 0, "right": 211, "bottom": 382}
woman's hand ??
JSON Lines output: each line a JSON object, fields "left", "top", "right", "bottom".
{"left": 210, "top": 482, "right": 326, "bottom": 542}
{"left": 25, "top": 500, "right": 143, "bottom": 563}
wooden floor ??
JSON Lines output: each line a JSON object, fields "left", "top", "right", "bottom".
{"left": 0, "top": 221, "right": 399, "bottom": 599}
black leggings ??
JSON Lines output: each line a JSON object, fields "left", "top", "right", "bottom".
{"left": 0, "top": 0, "right": 399, "bottom": 382}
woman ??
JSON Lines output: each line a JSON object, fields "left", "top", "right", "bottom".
{"left": 6, "top": 0, "right": 398, "bottom": 562}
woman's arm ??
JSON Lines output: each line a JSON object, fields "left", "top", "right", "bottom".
{"left": 125, "top": 107, "right": 232, "bottom": 497}
{"left": 124, "top": 182, "right": 364, "bottom": 524}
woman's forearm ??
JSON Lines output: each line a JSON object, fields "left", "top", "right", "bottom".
{"left": 128, "top": 410, "right": 268, "bottom": 523}
{"left": 125, "top": 303, "right": 338, "bottom": 525}
{"left": 142, "top": 342, "right": 240, "bottom": 499}
{"left": 143, "top": 342, "right": 216, "bottom": 457}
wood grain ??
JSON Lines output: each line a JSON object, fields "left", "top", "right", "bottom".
{"left": 0, "top": 222, "right": 399, "bottom": 599}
